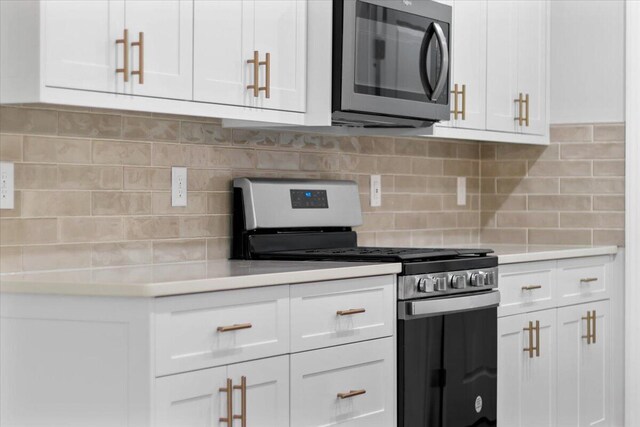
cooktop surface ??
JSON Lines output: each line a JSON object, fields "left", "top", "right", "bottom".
{"left": 256, "top": 247, "right": 493, "bottom": 262}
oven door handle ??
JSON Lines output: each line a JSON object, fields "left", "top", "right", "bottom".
{"left": 399, "top": 291, "right": 500, "bottom": 320}
{"left": 419, "top": 22, "right": 449, "bottom": 102}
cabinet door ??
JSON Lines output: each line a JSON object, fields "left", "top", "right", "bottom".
{"left": 517, "top": 0, "right": 547, "bottom": 135}
{"left": 248, "top": 0, "right": 307, "bottom": 112}
{"left": 193, "top": 1, "right": 252, "bottom": 106}
{"left": 498, "top": 310, "right": 556, "bottom": 427}
{"left": 486, "top": 0, "right": 518, "bottom": 133}
{"left": 227, "top": 355, "right": 289, "bottom": 427}
{"left": 154, "top": 366, "right": 228, "bottom": 427}
{"left": 124, "top": 0, "right": 193, "bottom": 100}
{"left": 44, "top": 0, "right": 125, "bottom": 93}
{"left": 557, "top": 301, "right": 610, "bottom": 426}
{"left": 449, "top": 0, "right": 487, "bottom": 130}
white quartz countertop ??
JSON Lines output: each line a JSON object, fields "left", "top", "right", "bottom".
{"left": 0, "top": 260, "right": 402, "bottom": 297}
{"left": 453, "top": 244, "right": 619, "bottom": 264}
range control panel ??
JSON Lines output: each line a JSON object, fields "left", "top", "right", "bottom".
{"left": 398, "top": 267, "right": 499, "bottom": 300}
{"left": 290, "top": 189, "right": 329, "bottom": 209}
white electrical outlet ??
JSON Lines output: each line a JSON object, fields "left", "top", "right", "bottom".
{"left": 457, "top": 177, "right": 466, "bottom": 206}
{"left": 172, "top": 167, "right": 187, "bottom": 207}
{"left": 370, "top": 174, "right": 382, "bottom": 207}
{"left": 0, "top": 161, "right": 15, "bottom": 210}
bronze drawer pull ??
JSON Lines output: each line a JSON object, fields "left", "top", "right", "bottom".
{"left": 233, "top": 376, "right": 247, "bottom": 427}
{"left": 521, "top": 285, "right": 542, "bottom": 291}
{"left": 217, "top": 323, "right": 253, "bottom": 332}
{"left": 580, "top": 277, "right": 598, "bottom": 283}
{"left": 336, "top": 308, "right": 366, "bottom": 316}
{"left": 523, "top": 320, "right": 540, "bottom": 358}
{"left": 582, "top": 310, "right": 597, "bottom": 344}
{"left": 258, "top": 52, "right": 270, "bottom": 98}
{"left": 115, "top": 29, "right": 129, "bottom": 82}
{"left": 219, "top": 378, "right": 233, "bottom": 424}
{"left": 247, "top": 50, "right": 260, "bottom": 97}
{"left": 131, "top": 31, "right": 144, "bottom": 84}
{"left": 337, "top": 389, "right": 366, "bottom": 399}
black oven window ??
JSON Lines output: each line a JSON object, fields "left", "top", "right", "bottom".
{"left": 354, "top": 1, "right": 449, "bottom": 104}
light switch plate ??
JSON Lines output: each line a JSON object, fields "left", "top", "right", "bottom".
{"left": 370, "top": 174, "right": 382, "bottom": 207}
{"left": 0, "top": 161, "right": 15, "bottom": 210}
{"left": 457, "top": 177, "right": 466, "bottom": 206}
{"left": 171, "top": 167, "right": 187, "bottom": 207}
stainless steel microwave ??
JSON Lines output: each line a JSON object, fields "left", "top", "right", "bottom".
{"left": 332, "top": 0, "right": 452, "bottom": 128}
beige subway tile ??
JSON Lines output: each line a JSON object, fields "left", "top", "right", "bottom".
{"left": 23, "top": 136, "right": 90, "bottom": 164}
{"left": 467, "top": 177, "right": 480, "bottom": 194}
{"left": 188, "top": 169, "right": 232, "bottom": 191}
{"left": 457, "top": 143, "right": 480, "bottom": 159}
{"left": 0, "top": 191, "right": 21, "bottom": 218}
{"left": 122, "top": 116, "right": 179, "bottom": 142}
{"left": 123, "top": 167, "right": 171, "bottom": 190}
{"left": 58, "top": 111, "right": 121, "bottom": 138}
{"left": 593, "top": 229, "right": 624, "bottom": 246}
{"left": 496, "top": 177, "right": 559, "bottom": 194}
{"left": 457, "top": 212, "right": 480, "bottom": 228}
{"left": 375, "top": 231, "right": 412, "bottom": 246}
{"left": 374, "top": 156, "right": 405, "bottom": 174}
{"left": 153, "top": 239, "right": 206, "bottom": 263}
{"left": 357, "top": 136, "right": 394, "bottom": 155}
{"left": 15, "top": 163, "right": 57, "bottom": 189}
{"left": 207, "top": 193, "right": 232, "bottom": 214}
{"left": 58, "top": 165, "right": 122, "bottom": 190}
{"left": 340, "top": 155, "right": 376, "bottom": 173}
{"left": 528, "top": 229, "right": 591, "bottom": 245}
{"left": 560, "top": 142, "right": 624, "bottom": 159}
{"left": 206, "top": 237, "right": 231, "bottom": 260}
{"left": 152, "top": 143, "right": 188, "bottom": 166}
{"left": 426, "top": 177, "right": 457, "bottom": 194}
{"left": 210, "top": 147, "right": 257, "bottom": 169}
{"left": 180, "top": 121, "right": 231, "bottom": 145}
{"left": 0, "top": 107, "right": 58, "bottom": 135}
{"left": 481, "top": 194, "right": 527, "bottom": 211}
{"left": 443, "top": 229, "right": 477, "bottom": 244}
{"left": 410, "top": 230, "right": 443, "bottom": 246}
{"left": 425, "top": 212, "right": 458, "bottom": 229}
{"left": 257, "top": 150, "right": 300, "bottom": 170}
{"left": 411, "top": 158, "right": 444, "bottom": 176}
{"left": 0, "top": 246, "right": 22, "bottom": 273}
{"left": 480, "top": 144, "right": 497, "bottom": 160}
{"left": 496, "top": 143, "right": 559, "bottom": 160}
{"left": 428, "top": 140, "right": 457, "bottom": 158}
{"left": 300, "top": 153, "right": 340, "bottom": 172}
{"left": 22, "top": 191, "right": 90, "bottom": 217}
{"left": 395, "top": 139, "right": 427, "bottom": 156}
{"left": 550, "top": 125, "right": 593, "bottom": 142}
{"left": 443, "top": 194, "right": 479, "bottom": 211}
{"left": 480, "top": 178, "right": 496, "bottom": 194}
{"left": 92, "top": 192, "right": 152, "bottom": 215}
{"left": 125, "top": 216, "right": 180, "bottom": 240}
{"left": 560, "top": 178, "right": 624, "bottom": 194}
{"left": 479, "top": 229, "right": 527, "bottom": 244}
{"left": 497, "top": 212, "right": 558, "bottom": 228}
{"left": 593, "top": 160, "right": 624, "bottom": 177}
{"left": 22, "top": 244, "right": 91, "bottom": 271}
{"left": 410, "top": 194, "right": 442, "bottom": 211}
{"left": 527, "top": 160, "right": 591, "bottom": 177}
{"left": 560, "top": 212, "right": 624, "bottom": 229}
{"left": 179, "top": 215, "right": 230, "bottom": 238}
{"left": 233, "top": 129, "right": 279, "bottom": 147}
{"left": 480, "top": 212, "right": 497, "bottom": 228}
{"left": 528, "top": 195, "right": 591, "bottom": 211}
{"left": 593, "top": 124, "right": 625, "bottom": 141}
{"left": 593, "top": 195, "right": 625, "bottom": 211}
{"left": 185, "top": 144, "right": 213, "bottom": 168}
{"left": 394, "top": 213, "right": 426, "bottom": 229}
{"left": 360, "top": 212, "right": 395, "bottom": 232}
{"left": 444, "top": 159, "right": 479, "bottom": 177}
{"left": 151, "top": 192, "right": 207, "bottom": 215}
{"left": 481, "top": 161, "right": 527, "bottom": 177}
{"left": 356, "top": 232, "right": 376, "bottom": 246}
{"left": 92, "top": 241, "right": 152, "bottom": 267}
{"left": 0, "top": 218, "right": 58, "bottom": 245}
{"left": 0, "top": 134, "right": 22, "bottom": 161}
{"left": 92, "top": 140, "right": 151, "bottom": 165}
{"left": 59, "top": 217, "right": 123, "bottom": 243}
{"left": 394, "top": 175, "right": 426, "bottom": 193}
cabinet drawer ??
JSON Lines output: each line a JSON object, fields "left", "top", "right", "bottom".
{"left": 557, "top": 256, "right": 609, "bottom": 305}
{"left": 154, "top": 286, "right": 289, "bottom": 376}
{"left": 498, "top": 261, "right": 556, "bottom": 317}
{"left": 290, "top": 275, "right": 394, "bottom": 352}
{"left": 290, "top": 338, "right": 395, "bottom": 427}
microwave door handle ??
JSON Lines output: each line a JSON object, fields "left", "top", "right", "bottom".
{"left": 430, "top": 22, "right": 449, "bottom": 102}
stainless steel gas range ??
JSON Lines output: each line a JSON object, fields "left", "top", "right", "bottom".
{"left": 232, "top": 177, "right": 499, "bottom": 427}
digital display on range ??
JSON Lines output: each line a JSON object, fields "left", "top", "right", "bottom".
{"left": 290, "top": 189, "right": 329, "bottom": 209}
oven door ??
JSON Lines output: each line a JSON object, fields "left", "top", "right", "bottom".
{"left": 398, "top": 291, "right": 499, "bottom": 427}
{"left": 339, "top": 0, "right": 451, "bottom": 121}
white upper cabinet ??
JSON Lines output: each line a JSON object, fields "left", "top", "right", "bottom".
{"left": 43, "top": 0, "right": 126, "bottom": 93}
{"left": 124, "top": 0, "right": 193, "bottom": 100}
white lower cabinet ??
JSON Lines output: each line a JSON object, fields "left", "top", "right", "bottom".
{"left": 557, "top": 300, "right": 610, "bottom": 427}
{"left": 290, "top": 338, "right": 395, "bottom": 427}
{"left": 498, "top": 309, "right": 557, "bottom": 427}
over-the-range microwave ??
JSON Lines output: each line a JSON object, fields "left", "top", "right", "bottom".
{"left": 332, "top": 0, "right": 452, "bottom": 128}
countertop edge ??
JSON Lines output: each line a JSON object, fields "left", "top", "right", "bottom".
{"left": 497, "top": 245, "right": 619, "bottom": 264}
{"left": 0, "top": 263, "right": 402, "bottom": 298}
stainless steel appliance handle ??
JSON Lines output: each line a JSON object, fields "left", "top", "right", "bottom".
{"left": 399, "top": 291, "right": 500, "bottom": 320}
{"left": 430, "top": 22, "right": 449, "bottom": 102}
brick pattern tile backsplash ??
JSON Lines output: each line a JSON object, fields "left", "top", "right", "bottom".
{"left": 0, "top": 105, "right": 625, "bottom": 273}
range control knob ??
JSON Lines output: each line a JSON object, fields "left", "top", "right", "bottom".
{"left": 470, "top": 272, "right": 487, "bottom": 287}
{"left": 485, "top": 271, "right": 496, "bottom": 286}
{"left": 435, "top": 277, "right": 447, "bottom": 291}
{"left": 417, "top": 277, "right": 435, "bottom": 293}
{"left": 451, "top": 274, "right": 467, "bottom": 289}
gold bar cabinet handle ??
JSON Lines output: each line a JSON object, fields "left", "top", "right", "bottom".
{"left": 592, "top": 310, "right": 597, "bottom": 344}
{"left": 115, "top": 29, "right": 129, "bottom": 82}
{"left": 534, "top": 320, "right": 540, "bottom": 357}
{"left": 461, "top": 84, "right": 466, "bottom": 120}
{"left": 219, "top": 378, "right": 233, "bottom": 424}
{"left": 233, "top": 376, "right": 247, "bottom": 427}
{"left": 217, "top": 323, "right": 253, "bottom": 333}
{"left": 524, "top": 93, "right": 530, "bottom": 127}
{"left": 521, "top": 285, "right": 542, "bottom": 291}
{"left": 514, "top": 93, "right": 524, "bottom": 126}
{"left": 580, "top": 277, "right": 598, "bottom": 283}
{"left": 582, "top": 311, "right": 593, "bottom": 344}
{"left": 337, "top": 389, "right": 367, "bottom": 399}
{"left": 337, "top": 308, "right": 366, "bottom": 316}
{"left": 131, "top": 31, "right": 144, "bottom": 84}
{"left": 258, "top": 52, "right": 271, "bottom": 98}
{"left": 450, "top": 83, "right": 459, "bottom": 119}
{"left": 523, "top": 321, "right": 534, "bottom": 358}
{"left": 247, "top": 50, "right": 259, "bottom": 97}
